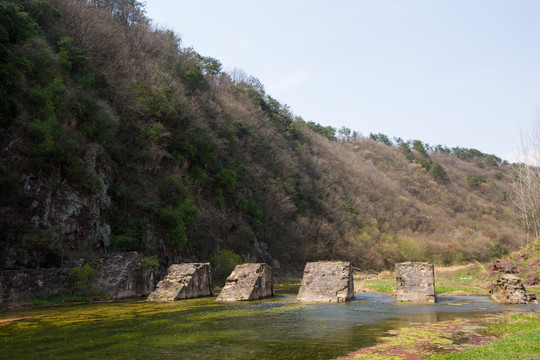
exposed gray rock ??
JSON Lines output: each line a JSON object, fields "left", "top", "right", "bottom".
{"left": 487, "top": 273, "right": 534, "bottom": 304}
{"left": 296, "top": 261, "right": 354, "bottom": 302}
{"left": 395, "top": 262, "right": 436, "bottom": 302}
{"left": 216, "top": 263, "right": 273, "bottom": 302}
{"left": 0, "top": 268, "right": 72, "bottom": 302}
{"left": 94, "top": 252, "right": 158, "bottom": 299}
{"left": 147, "top": 263, "right": 213, "bottom": 301}
{"left": 0, "top": 252, "right": 158, "bottom": 302}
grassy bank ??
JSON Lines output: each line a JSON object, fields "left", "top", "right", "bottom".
{"left": 428, "top": 312, "right": 540, "bottom": 360}
{"left": 355, "top": 263, "right": 492, "bottom": 296}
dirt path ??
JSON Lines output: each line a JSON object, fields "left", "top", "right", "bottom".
{"left": 335, "top": 313, "right": 504, "bottom": 360}
{"left": 0, "top": 317, "right": 31, "bottom": 324}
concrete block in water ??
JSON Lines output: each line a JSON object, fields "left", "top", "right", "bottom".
{"left": 147, "top": 263, "right": 212, "bottom": 301}
{"left": 296, "top": 261, "right": 354, "bottom": 302}
{"left": 216, "top": 263, "right": 273, "bottom": 302}
{"left": 395, "top": 262, "right": 436, "bottom": 302}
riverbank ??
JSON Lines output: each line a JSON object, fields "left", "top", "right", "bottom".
{"left": 428, "top": 311, "right": 540, "bottom": 360}
{"left": 355, "top": 263, "right": 540, "bottom": 298}
{"left": 335, "top": 311, "right": 540, "bottom": 360}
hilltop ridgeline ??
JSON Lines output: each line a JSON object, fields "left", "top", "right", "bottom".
{"left": 0, "top": 0, "right": 525, "bottom": 274}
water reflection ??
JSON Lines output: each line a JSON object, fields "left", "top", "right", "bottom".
{"left": 0, "top": 286, "right": 538, "bottom": 360}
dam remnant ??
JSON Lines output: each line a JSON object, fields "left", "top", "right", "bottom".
{"left": 147, "top": 263, "right": 212, "bottom": 301}
{"left": 216, "top": 263, "right": 274, "bottom": 302}
{"left": 296, "top": 261, "right": 354, "bottom": 302}
{"left": 395, "top": 262, "right": 436, "bottom": 302}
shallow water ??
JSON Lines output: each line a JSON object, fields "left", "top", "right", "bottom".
{"left": 0, "top": 286, "right": 538, "bottom": 360}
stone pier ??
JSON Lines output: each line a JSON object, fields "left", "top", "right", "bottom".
{"left": 216, "top": 263, "right": 273, "bottom": 302}
{"left": 395, "top": 262, "right": 436, "bottom": 302}
{"left": 147, "top": 263, "right": 212, "bottom": 301}
{"left": 296, "top": 261, "right": 354, "bottom": 302}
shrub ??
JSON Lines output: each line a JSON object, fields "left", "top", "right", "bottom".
{"left": 109, "top": 234, "right": 139, "bottom": 252}
{"left": 488, "top": 244, "right": 509, "bottom": 260}
{"left": 429, "top": 161, "right": 448, "bottom": 181}
{"left": 159, "top": 174, "right": 188, "bottom": 206}
{"left": 160, "top": 198, "right": 199, "bottom": 249}
{"left": 209, "top": 249, "right": 242, "bottom": 286}
{"left": 70, "top": 263, "right": 100, "bottom": 294}
{"left": 139, "top": 255, "right": 160, "bottom": 270}
{"left": 466, "top": 174, "right": 487, "bottom": 187}
{"left": 183, "top": 69, "right": 206, "bottom": 90}
{"left": 214, "top": 168, "right": 237, "bottom": 192}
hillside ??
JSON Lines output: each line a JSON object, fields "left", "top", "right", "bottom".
{"left": 0, "top": 0, "right": 527, "bottom": 276}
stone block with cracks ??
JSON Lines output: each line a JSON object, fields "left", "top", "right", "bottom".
{"left": 147, "top": 263, "right": 212, "bottom": 301}
{"left": 216, "top": 263, "right": 274, "bottom": 302}
{"left": 395, "top": 262, "right": 436, "bottom": 302}
{"left": 296, "top": 261, "right": 354, "bottom": 302}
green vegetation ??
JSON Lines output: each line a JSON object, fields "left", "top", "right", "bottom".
{"left": 467, "top": 174, "right": 487, "bottom": 187}
{"left": 26, "top": 294, "right": 87, "bottom": 305}
{"left": 209, "top": 249, "right": 243, "bottom": 286}
{"left": 364, "top": 278, "right": 396, "bottom": 294}
{"left": 429, "top": 313, "right": 540, "bottom": 360}
{"left": 70, "top": 263, "right": 100, "bottom": 295}
{"left": 358, "top": 263, "right": 492, "bottom": 296}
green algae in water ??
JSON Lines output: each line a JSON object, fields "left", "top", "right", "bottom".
{"left": 1, "top": 290, "right": 538, "bottom": 360}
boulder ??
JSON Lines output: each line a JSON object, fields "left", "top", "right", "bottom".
{"left": 216, "top": 263, "right": 273, "bottom": 302}
{"left": 395, "top": 262, "right": 436, "bottom": 302}
{"left": 296, "top": 261, "right": 354, "bottom": 302}
{"left": 488, "top": 273, "right": 532, "bottom": 304}
{"left": 147, "top": 263, "right": 212, "bottom": 301}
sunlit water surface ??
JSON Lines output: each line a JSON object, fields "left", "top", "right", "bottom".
{"left": 1, "top": 285, "right": 538, "bottom": 360}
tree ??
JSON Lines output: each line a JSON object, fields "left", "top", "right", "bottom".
{"left": 412, "top": 140, "right": 427, "bottom": 156}
{"left": 512, "top": 119, "right": 540, "bottom": 241}
{"left": 370, "top": 133, "right": 393, "bottom": 146}
{"left": 86, "top": 0, "right": 147, "bottom": 25}
{"left": 199, "top": 55, "right": 222, "bottom": 76}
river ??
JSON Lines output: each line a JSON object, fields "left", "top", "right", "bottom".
{"left": 0, "top": 285, "right": 537, "bottom": 360}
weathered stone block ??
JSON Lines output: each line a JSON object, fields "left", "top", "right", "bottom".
{"left": 488, "top": 273, "right": 531, "bottom": 304}
{"left": 147, "top": 263, "right": 212, "bottom": 301}
{"left": 216, "top": 263, "right": 273, "bottom": 302}
{"left": 296, "top": 261, "right": 354, "bottom": 302}
{"left": 395, "top": 262, "right": 436, "bottom": 302}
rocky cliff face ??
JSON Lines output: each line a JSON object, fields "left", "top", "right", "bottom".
{"left": 1, "top": 143, "right": 112, "bottom": 269}
{"left": 0, "top": 252, "right": 157, "bottom": 302}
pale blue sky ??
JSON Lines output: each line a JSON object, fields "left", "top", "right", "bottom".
{"left": 144, "top": 0, "right": 540, "bottom": 161}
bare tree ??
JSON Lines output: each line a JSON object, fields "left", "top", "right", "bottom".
{"left": 512, "top": 116, "right": 540, "bottom": 243}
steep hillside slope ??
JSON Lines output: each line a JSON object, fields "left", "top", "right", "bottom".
{"left": 0, "top": 0, "right": 526, "bottom": 274}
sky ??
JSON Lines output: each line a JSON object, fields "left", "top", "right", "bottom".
{"left": 144, "top": 0, "right": 540, "bottom": 161}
